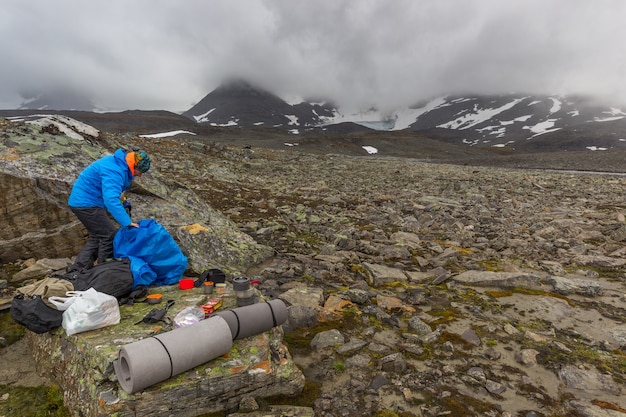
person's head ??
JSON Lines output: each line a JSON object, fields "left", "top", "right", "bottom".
{"left": 126, "top": 150, "right": 151, "bottom": 177}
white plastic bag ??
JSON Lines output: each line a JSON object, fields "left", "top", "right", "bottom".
{"left": 49, "top": 291, "right": 82, "bottom": 311}
{"left": 60, "top": 288, "right": 120, "bottom": 336}
{"left": 173, "top": 306, "right": 205, "bottom": 328}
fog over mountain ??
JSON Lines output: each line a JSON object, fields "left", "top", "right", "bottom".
{"left": 1, "top": 1, "right": 626, "bottom": 112}
{"left": 174, "top": 80, "right": 626, "bottom": 151}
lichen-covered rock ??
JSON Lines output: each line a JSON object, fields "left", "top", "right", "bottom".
{"left": 0, "top": 116, "right": 272, "bottom": 274}
{"left": 27, "top": 284, "right": 304, "bottom": 417}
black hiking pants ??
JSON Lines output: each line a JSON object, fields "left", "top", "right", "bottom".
{"left": 70, "top": 207, "right": 118, "bottom": 271}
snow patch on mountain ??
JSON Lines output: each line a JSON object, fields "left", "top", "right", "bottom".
{"left": 437, "top": 97, "right": 526, "bottom": 130}
{"left": 140, "top": 130, "right": 196, "bottom": 138}
{"left": 525, "top": 119, "right": 561, "bottom": 138}
{"left": 193, "top": 108, "right": 216, "bottom": 123}
{"left": 548, "top": 97, "right": 562, "bottom": 113}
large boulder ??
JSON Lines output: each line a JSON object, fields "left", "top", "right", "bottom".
{"left": 27, "top": 284, "right": 305, "bottom": 416}
{"left": 0, "top": 115, "right": 273, "bottom": 275}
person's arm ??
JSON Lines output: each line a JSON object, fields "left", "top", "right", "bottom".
{"left": 101, "top": 170, "right": 133, "bottom": 227}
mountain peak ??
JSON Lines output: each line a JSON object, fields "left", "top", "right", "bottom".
{"left": 213, "top": 79, "right": 267, "bottom": 95}
{"left": 182, "top": 79, "right": 336, "bottom": 128}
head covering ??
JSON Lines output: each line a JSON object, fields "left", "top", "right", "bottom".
{"left": 135, "top": 151, "right": 151, "bottom": 173}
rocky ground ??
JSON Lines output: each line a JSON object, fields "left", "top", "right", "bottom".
{"left": 3, "top": 130, "right": 626, "bottom": 417}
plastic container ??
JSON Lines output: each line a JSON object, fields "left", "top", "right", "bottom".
{"left": 215, "top": 283, "right": 227, "bottom": 295}
{"left": 146, "top": 294, "right": 162, "bottom": 304}
{"left": 203, "top": 281, "right": 214, "bottom": 294}
{"left": 179, "top": 278, "right": 194, "bottom": 290}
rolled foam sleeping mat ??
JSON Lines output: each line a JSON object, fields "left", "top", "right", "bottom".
{"left": 113, "top": 315, "right": 232, "bottom": 394}
{"left": 214, "top": 299, "right": 287, "bottom": 340}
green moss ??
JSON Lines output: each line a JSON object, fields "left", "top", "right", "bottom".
{"left": 283, "top": 309, "right": 362, "bottom": 355}
{"left": 0, "top": 310, "right": 25, "bottom": 346}
{"left": 516, "top": 287, "right": 575, "bottom": 305}
{"left": 295, "top": 231, "right": 321, "bottom": 246}
{"left": 259, "top": 379, "right": 321, "bottom": 408}
{"left": 574, "top": 265, "right": 626, "bottom": 280}
{"left": 431, "top": 388, "right": 499, "bottom": 416}
{"left": 531, "top": 338, "right": 626, "bottom": 384}
{"left": 367, "top": 315, "right": 384, "bottom": 330}
{"left": 426, "top": 306, "right": 464, "bottom": 325}
{"left": 0, "top": 384, "right": 70, "bottom": 417}
{"left": 477, "top": 259, "right": 505, "bottom": 272}
{"left": 300, "top": 273, "right": 316, "bottom": 285}
{"left": 350, "top": 264, "right": 368, "bottom": 276}
{"left": 332, "top": 360, "right": 345, "bottom": 373}
{"left": 485, "top": 289, "right": 513, "bottom": 298}
{"left": 439, "top": 331, "right": 476, "bottom": 350}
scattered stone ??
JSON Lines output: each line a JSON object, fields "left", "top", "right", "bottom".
{"left": 485, "top": 379, "right": 506, "bottom": 395}
{"left": 408, "top": 316, "right": 432, "bottom": 335}
{"left": 345, "top": 353, "right": 371, "bottom": 368}
{"left": 283, "top": 305, "right": 318, "bottom": 332}
{"left": 311, "top": 329, "right": 345, "bottom": 349}
{"left": 460, "top": 328, "right": 481, "bottom": 347}
{"left": 238, "top": 395, "right": 260, "bottom": 412}
{"left": 279, "top": 286, "right": 325, "bottom": 308}
{"left": 367, "top": 374, "right": 390, "bottom": 391}
{"left": 546, "top": 275, "right": 602, "bottom": 296}
{"left": 558, "top": 365, "right": 621, "bottom": 395}
{"left": 515, "top": 349, "right": 540, "bottom": 367}
{"left": 503, "top": 323, "right": 519, "bottom": 335}
{"left": 363, "top": 263, "right": 407, "bottom": 287}
{"left": 336, "top": 338, "right": 367, "bottom": 354}
{"left": 524, "top": 330, "right": 549, "bottom": 342}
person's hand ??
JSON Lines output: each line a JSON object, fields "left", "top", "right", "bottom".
{"left": 123, "top": 198, "right": 132, "bottom": 215}
{"left": 129, "top": 222, "right": 139, "bottom": 228}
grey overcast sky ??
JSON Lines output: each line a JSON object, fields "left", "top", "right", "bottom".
{"left": 1, "top": 0, "right": 625, "bottom": 113}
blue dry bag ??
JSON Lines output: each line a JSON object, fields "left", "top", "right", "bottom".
{"left": 114, "top": 219, "right": 188, "bottom": 288}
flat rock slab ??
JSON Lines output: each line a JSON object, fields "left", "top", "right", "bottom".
{"left": 27, "top": 283, "right": 304, "bottom": 417}
{"left": 363, "top": 263, "right": 408, "bottom": 286}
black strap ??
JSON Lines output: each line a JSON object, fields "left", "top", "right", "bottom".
{"left": 266, "top": 301, "right": 277, "bottom": 327}
{"left": 230, "top": 310, "right": 241, "bottom": 340}
{"left": 194, "top": 270, "right": 211, "bottom": 288}
{"left": 152, "top": 335, "right": 174, "bottom": 379}
{"left": 119, "top": 286, "right": 148, "bottom": 306}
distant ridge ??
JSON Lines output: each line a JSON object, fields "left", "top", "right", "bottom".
{"left": 179, "top": 80, "right": 626, "bottom": 150}
{"left": 182, "top": 79, "right": 336, "bottom": 130}
{"left": 6, "top": 78, "right": 626, "bottom": 152}
{"left": 18, "top": 88, "right": 96, "bottom": 112}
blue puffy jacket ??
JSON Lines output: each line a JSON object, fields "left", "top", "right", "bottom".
{"left": 68, "top": 149, "right": 134, "bottom": 227}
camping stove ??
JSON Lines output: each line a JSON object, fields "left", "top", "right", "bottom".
{"left": 232, "top": 276, "right": 256, "bottom": 306}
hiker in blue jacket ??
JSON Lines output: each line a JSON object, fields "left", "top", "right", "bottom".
{"left": 67, "top": 149, "right": 151, "bottom": 272}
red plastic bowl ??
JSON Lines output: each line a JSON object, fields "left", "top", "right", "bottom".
{"left": 179, "top": 278, "right": 195, "bottom": 290}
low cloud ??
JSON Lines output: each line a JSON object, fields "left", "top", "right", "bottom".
{"left": 1, "top": 0, "right": 625, "bottom": 112}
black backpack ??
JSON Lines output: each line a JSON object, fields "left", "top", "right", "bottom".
{"left": 11, "top": 295, "right": 64, "bottom": 334}
{"left": 58, "top": 259, "right": 134, "bottom": 299}
{"left": 194, "top": 268, "right": 226, "bottom": 287}
{"left": 10, "top": 277, "right": 74, "bottom": 334}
